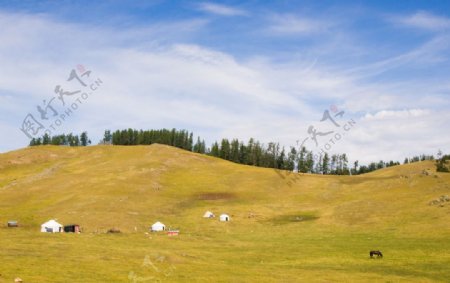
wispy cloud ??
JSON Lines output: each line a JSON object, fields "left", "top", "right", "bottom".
{"left": 197, "top": 2, "right": 247, "bottom": 17}
{"left": 267, "top": 14, "right": 331, "bottom": 35}
{"left": 0, "top": 6, "right": 449, "bottom": 164}
{"left": 345, "top": 34, "right": 450, "bottom": 79}
{"left": 392, "top": 11, "right": 450, "bottom": 31}
{"left": 363, "top": 109, "right": 430, "bottom": 121}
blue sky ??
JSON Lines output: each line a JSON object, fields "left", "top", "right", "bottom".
{"left": 0, "top": 1, "right": 449, "bottom": 164}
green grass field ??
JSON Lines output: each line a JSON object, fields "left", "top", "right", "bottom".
{"left": 0, "top": 145, "right": 449, "bottom": 282}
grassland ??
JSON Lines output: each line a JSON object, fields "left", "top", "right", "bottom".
{"left": 0, "top": 145, "right": 449, "bottom": 282}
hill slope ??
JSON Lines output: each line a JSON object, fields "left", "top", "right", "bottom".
{"left": 0, "top": 145, "right": 449, "bottom": 282}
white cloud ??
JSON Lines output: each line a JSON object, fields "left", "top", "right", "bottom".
{"left": 344, "top": 108, "right": 450, "bottom": 163}
{"left": 392, "top": 11, "right": 450, "bottom": 31}
{"left": 267, "top": 14, "right": 331, "bottom": 35}
{"left": 197, "top": 2, "right": 247, "bottom": 17}
{"left": 362, "top": 109, "right": 429, "bottom": 121}
{"left": 0, "top": 10, "right": 449, "bottom": 166}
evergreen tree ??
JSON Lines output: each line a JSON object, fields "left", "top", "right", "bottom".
{"left": 200, "top": 140, "right": 206, "bottom": 154}
{"left": 210, "top": 142, "right": 220, "bottom": 157}
{"left": 188, "top": 132, "right": 194, "bottom": 151}
{"left": 316, "top": 154, "right": 323, "bottom": 174}
{"left": 103, "top": 130, "right": 112, "bottom": 144}
{"left": 43, "top": 133, "right": 50, "bottom": 145}
{"left": 220, "top": 139, "right": 231, "bottom": 160}
{"left": 239, "top": 142, "right": 247, "bottom": 164}
{"left": 298, "top": 146, "right": 307, "bottom": 173}
{"left": 342, "top": 153, "right": 349, "bottom": 174}
{"left": 287, "top": 147, "right": 297, "bottom": 171}
{"left": 193, "top": 137, "right": 202, "bottom": 153}
{"left": 322, "top": 153, "right": 330, "bottom": 174}
{"left": 277, "top": 147, "right": 286, "bottom": 169}
{"left": 377, "top": 160, "right": 385, "bottom": 169}
{"left": 230, "top": 139, "right": 240, "bottom": 163}
{"left": 353, "top": 160, "right": 359, "bottom": 175}
{"left": 331, "top": 154, "right": 338, "bottom": 174}
{"left": 246, "top": 138, "right": 254, "bottom": 165}
{"left": 80, "top": 132, "right": 90, "bottom": 146}
{"left": 306, "top": 151, "right": 314, "bottom": 173}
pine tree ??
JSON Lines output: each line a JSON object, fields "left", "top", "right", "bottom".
{"left": 316, "top": 154, "right": 323, "bottom": 174}
{"left": 298, "top": 146, "right": 307, "bottom": 173}
{"left": 188, "top": 132, "right": 194, "bottom": 151}
{"left": 239, "top": 142, "right": 247, "bottom": 164}
{"left": 210, "top": 142, "right": 220, "bottom": 157}
{"left": 342, "top": 153, "right": 349, "bottom": 174}
{"left": 193, "top": 137, "right": 202, "bottom": 153}
{"left": 331, "top": 154, "right": 338, "bottom": 174}
{"left": 220, "top": 139, "right": 231, "bottom": 160}
{"left": 43, "top": 133, "right": 50, "bottom": 145}
{"left": 322, "top": 153, "right": 330, "bottom": 174}
{"left": 80, "top": 132, "right": 89, "bottom": 146}
{"left": 200, "top": 140, "right": 206, "bottom": 154}
{"left": 306, "top": 151, "right": 314, "bottom": 173}
{"left": 353, "top": 160, "right": 359, "bottom": 175}
{"left": 377, "top": 160, "right": 384, "bottom": 169}
{"left": 230, "top": 139, "right": 240, "bottom": 163}
{"left": 287, "top": 147, "right": 297, "bottom": 171}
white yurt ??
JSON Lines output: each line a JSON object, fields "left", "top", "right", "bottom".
{"left": 151, "top": 221, "right": 165, "bottom": 232}
{"left": 203, "top": 211, "right": 215, "bottom": 218}
{"left": 41, "top": 219, "right": 63, "bottom": 233}
{"left": 219, "top": 214, "right": 230, "bottom": 222}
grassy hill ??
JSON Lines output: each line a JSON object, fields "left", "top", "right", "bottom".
{"left": 0, "top": 145, "right": 449, "bottom": 282}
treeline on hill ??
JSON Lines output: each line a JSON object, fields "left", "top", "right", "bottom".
{"left": 29, "top": 132, "right": 91, "bottom": 146}
{"left": 28, "top": 129, "right": 447, "bottom": 175}
{"left": 206, "top": 139, "right": 427, "bottom": 175}
{"left": 103, "top": 129, "right": 438, "bottom": 175}
{"left": 104, "top": 129, "right": 207, "bottom": 153}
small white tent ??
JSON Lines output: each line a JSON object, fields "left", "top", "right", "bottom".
{"left": 203, "top": 211, "right": 215, "bottom": 218}
{"left": 151, "top": 221, "right": 165, "bottom": 232}
{"left": 219, "top": 214, "right": 230, "bottom": 222}
{"left": 41, "top": 219, "right": 63, "bottom": 233}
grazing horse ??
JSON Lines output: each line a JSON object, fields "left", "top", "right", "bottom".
{"left": 370, "top": 250, "right": 383, "bottom": 258}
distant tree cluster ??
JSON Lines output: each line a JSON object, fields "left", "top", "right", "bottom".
{"left": 403, "top": 154, "right": 434, "bottom": 164}
{"left": 108, "top": 129, "right": 206, "bottom": 153}
{"left": 28, "top": 128, "right": 444, "bottom": 176}
{"left": 207, "top": 140, "right": 352, "bottom": 175}
{"left": 207, "top": 140, "right": 406, "bottom": 175}
{"left": 207, "top": 139, "right": 440, "bottom": 175}
{"left": 29, "top": 132, "right": 91, "bottom": 146}
{"left": 355, "top": 160, "right": 401, "bottom": 175}
{"left": 209, "top": 138, "right": 295, "bottom": 170}
{"left": 436, "top": 150, "right": 450, "bottom": 172}
{"left": 353, "top": 155, "right": 436, "bottom": 175}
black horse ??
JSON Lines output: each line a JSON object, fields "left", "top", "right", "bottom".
{"left": 370, "top": 250, "right": 383, "bottom": 258}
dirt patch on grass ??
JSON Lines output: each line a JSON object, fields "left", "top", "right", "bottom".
{"left": 195, "top": 192, "right": 237, "bottom": 200}
{"left": 268, "top": 212, "right": 319, "bottom": 225}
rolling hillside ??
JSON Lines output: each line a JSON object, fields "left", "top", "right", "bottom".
{"left": 0, "top": 145, "right": 449, "bottom": 282}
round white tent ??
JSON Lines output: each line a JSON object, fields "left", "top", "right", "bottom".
{"left": 203, "top": 211, "right": 215, "bottom": 218}
{"left": 41, "top": 219, "right": 63, "bottom": 233}
{"left": 151, "top": 221, "right": 165, "bottom": 232}
{"left": 219, "top": 214, "right": 230, "bottom": 222}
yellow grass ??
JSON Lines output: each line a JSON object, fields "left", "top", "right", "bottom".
{"left": 0, "top": 145, "right": 449, "bottom": 282}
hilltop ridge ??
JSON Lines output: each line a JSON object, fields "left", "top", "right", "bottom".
{"left": 1, "top": 145, "right": 450, "bottom": 282}
{"left": 1, "top": 144, "right": 448, "bottom": 233}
